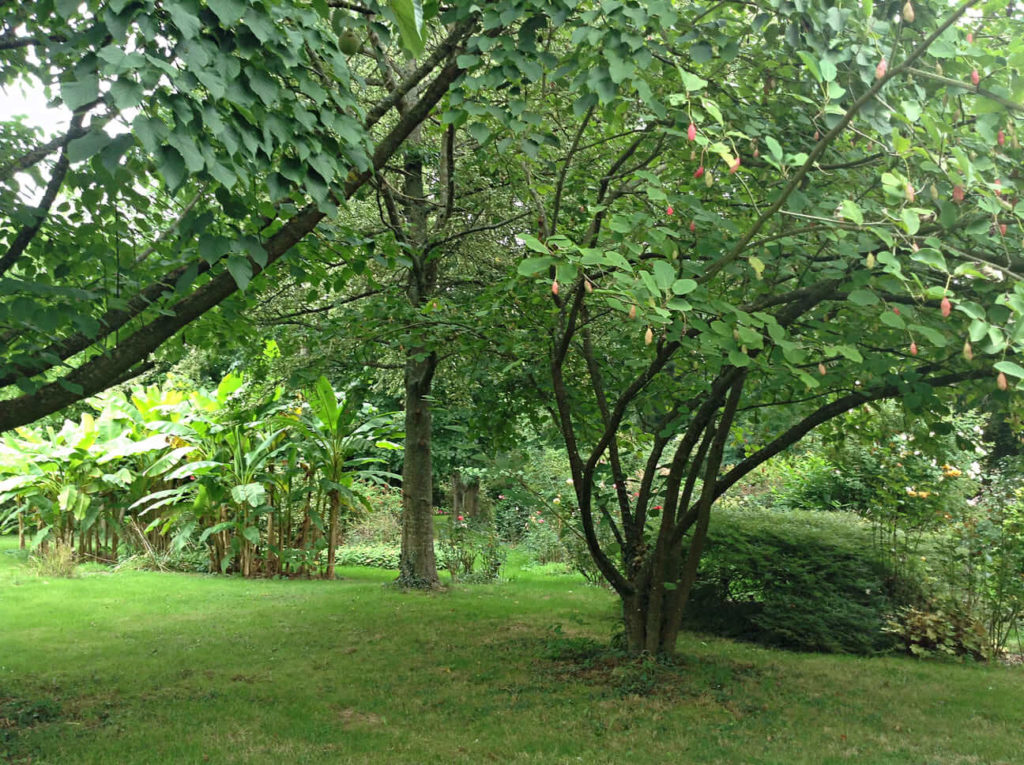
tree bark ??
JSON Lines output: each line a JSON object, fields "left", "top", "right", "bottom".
{"left": 398, "top": 350, "right": 440, "bottom": 587}
{"left": 452, "top": 470, "right": 482, "bottom": 521}
{"left": 326, "top": 488, "right": 340, "bottom": 579}
{"left": 394, "top": 86, "right": 442, "bottom": 588}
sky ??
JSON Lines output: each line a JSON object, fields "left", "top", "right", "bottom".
{"left": 0, "top": 77, "right": 70, "bottom": 136}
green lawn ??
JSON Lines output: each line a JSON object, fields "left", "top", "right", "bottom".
{"left": 1, "top": 535, "right": 1022, "bottom": 764}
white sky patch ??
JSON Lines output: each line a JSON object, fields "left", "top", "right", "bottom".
{"left": 0, "top": 76, "right": 70, "bottom": 137}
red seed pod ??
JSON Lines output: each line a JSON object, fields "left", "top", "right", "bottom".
{"left": 729, "top": 157, "right": 741, "bottom": 174}
{"left": 1000, "top": 223, "right": 1007, "bottom": 237}
{"left": 551, "top": 280, "right": 559, "bottom": 296}
{"left": 818, "top": 362, "right": 827, "bottom": 376}
{"left": 893, "top": 307, "right": 901, "bottom": 315}
{"left": 666, "top": 205, "right": 674, "bottom": 216}
{"left": 953, "top": 184, "right": 965, "bottom": 203}
{"left": 998, "top": 130, "right": 1006, "bottom": 147}
{"left": 689, "top": 220, "right": 696, "bottom": 233}
{"left": 875, "top": 58, "right": 888, "bottom": 80}
{"left": 687, "top": 122, "right": 697, "bottom": 141}
{"left": 971, "top": 69, "right": 980, "bottom": 86}
{"left": 910, "top": 341, "right": 918, "bottom": 356}
{"left": 967, "top": 32, "right": 974, "bottom": 43}
{"left": 940, "top": 297, "right": 952, "bottom": 317}
{"left": 694, "top": 165, "right": 705, "bottom": 179}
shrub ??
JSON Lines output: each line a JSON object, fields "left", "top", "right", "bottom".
{"left": 884, "top": 605, "right": 987, "bottom": 660}
{"left": 344, "top": 504, "right": 402, "bottom": 546}
{"left": 684, "top": 508, "right": 920, "bottom": 654}
{"left": 929, "top": 468, "right": 1024, "bottom": 654}
{"left": 519, "top": 511, "right": 565, "bottom": 564}
{"left": 336, "top": 544, "right": 402, "bottom": 569}
{"left": 335, "top": 543, "right": 454, "bottom": 572}
{"left": 493, "top": 496, "right": 534, "bottom": 543}
{"left": 437, "top": 516, "right": 506, "bottom": 583}
{"left": 28, "top": 541, "right": 77, "bottom": 578}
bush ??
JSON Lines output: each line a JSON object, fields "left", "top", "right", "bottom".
{"left": 769, "top": 452, "right": 872, "bottom": 513}
{"left": 493, "top": 497, "right": 534, "bottom": 543}
{"left": 884, "top": 605, "right": 987, "bottom": 660}
{"left": 336, "top": 543, "right": 454, "bottom": 572}
{"left": 336, "top": 544, "right": 402, "bottom": 569}
{"left": 28, "top": 541, "right": 77, "bottom": 578}
{"left": 438, "top": 516, "right": 506, "bottom": 583}
{"left": 518, "top": 511, "right": 565, "bottom": 564}
{"left": 684, "top": 508, "right": 920, "bottom": 654}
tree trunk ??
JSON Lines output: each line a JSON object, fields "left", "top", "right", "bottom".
{"left": 397, "top": 350, "right": 440, "bottom": 588}
{"left": 326, "top": 488, "right": 340, "bottom": 579}
{"left": 451, "top": 470, "right": 481, "bottom": 519}
{"left": 395, "top": 106, "right": 441, "bottom": 589}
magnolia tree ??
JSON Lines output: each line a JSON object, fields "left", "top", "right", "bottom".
{"left": 511, "top": 0, "right": 1023, "bottom": 654}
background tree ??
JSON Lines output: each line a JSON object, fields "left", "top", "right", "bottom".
{"left": 0, "top": 0, "right": 558, "bottom": 431}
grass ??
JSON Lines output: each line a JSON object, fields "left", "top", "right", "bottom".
{"left": 1, "top": 535, "right": 1022, "bottom": 764}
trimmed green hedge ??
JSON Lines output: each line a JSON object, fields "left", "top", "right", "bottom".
{"left": 336, "top": 544, "right": 451, "bottom": 571}
{"left": 685, "top": 509, "right": 920, "bottom": 654}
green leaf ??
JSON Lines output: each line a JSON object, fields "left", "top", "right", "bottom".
{"left": 467, "top": 122, "right": 491, "bottom": 145}
{"left": 61, "top": 75, "right": 100, "bottom": 111}
{"left": 994, "top": 361, "right": 1024, "bottom": 379}
{"left": 518, "top": 234, "right": 550, "bottom": 254}
{"left": 700, "top": 97, "right": 723, "bottom": 125}
{"left": 819, "top": 57, "right": 837, "bottom": 82}
{"left": 158, "top": 146, "right": 187, "bottom": 192}
{"left": 207, "top": 0, "right": 246, "bottom": 25}
{"left": 55, "top": 0, "right": 79, "bottom": 19}
{"left": 650, "top": 260, "right": 676, "bottom": 291}
{"left": 167, "top": 3, "right": 202, "bottom": 38}
{"left": 226, "top": 255, "right": 252, "bottom": 291}
{"left": 671, "top": 279, "right": 697, "bottom": 295}
{"left": 796, "top": 52, "right": 822, "bottom": 83}
{"left": 517, "top": 256, "right": 554, "bottom": 277}
{"left": 678, "top": 69, "right": 707, "bottom": 92}
{"left": 900, "top": 209, "right": 920, "bottom": 236}
{"left": 880, "top": 310, "right": 905, "bottom": 329}
{"left": 909, "top": 248, "right": 947, "bottom": 272}
{"left": 847, "top": 289, "right": 878, "bottom": 306}
{"left": 66, "top": 130, "right": 111, "bottom": 163}
{"left": 839, "top": 200, "right": 863, "bottom": 225}
{"left": 389, "top": 0, "right": 426, "bottom": 57}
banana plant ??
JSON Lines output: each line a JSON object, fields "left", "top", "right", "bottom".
{"left": 281, "top": 376, "right": 402, "bottom": 579}
{"left": 134, "top": 416, "right": 288, "bottom": 573}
